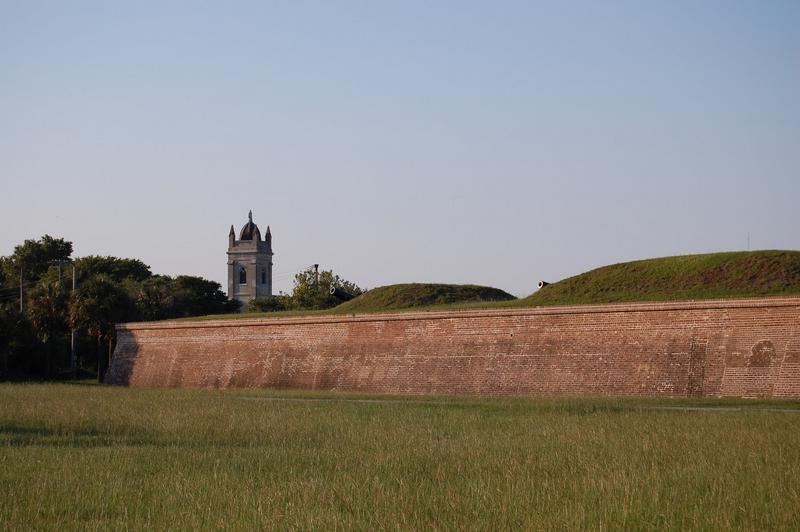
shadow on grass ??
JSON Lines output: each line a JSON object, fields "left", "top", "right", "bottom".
{"left": 0, "top": 423, "right": 142, "bottom": 448}
{"left": 0, "top": 422, "right": 261, "bottom": 450}
{"left": 58, "top": 380, "right": 101, "bottom": 387}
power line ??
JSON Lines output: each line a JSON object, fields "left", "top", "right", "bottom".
{"left": 2, "top": 259, "right": 73, "bottom": 267}
{"left": 0, "top": 280, "right": 37, "bottom": 291}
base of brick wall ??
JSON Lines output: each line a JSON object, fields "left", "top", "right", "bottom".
{"left": 105, "top": 297, "right": 800, "bottom": 398}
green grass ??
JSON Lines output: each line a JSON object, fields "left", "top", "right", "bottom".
{"left": 2, "top": 384, "right": 800, "bottom": 530}
{"left": 334, "top": 283, "right": 516, "bottom": 313}
{"left": 173, "top": 284, "right": 518, "bottom": 321}
{"left": 524, "top": 249, "right": 800, "bottom": 306}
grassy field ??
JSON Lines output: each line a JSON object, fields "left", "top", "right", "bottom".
{"left": 2, "top": 384, "right": 800, "bottom": 530}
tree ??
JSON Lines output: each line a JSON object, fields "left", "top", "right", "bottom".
{"left": 0, "top": 302, "right": 36, "bottom": 378}
{"left": 73, "top": 256, "right": 151, "bottom": 284}
{"left": 27, "top": 280, "right": 69, "bottom": 377}
{"left": 248, "top": 295, "right": 292, "bottom": 313}
{"left": 291, "top": 267, "right": 363, "bottom": 310}
{"left": 171, "top": 275, "right": 237, "bottom": 317}
{"left": 1, "top": 233, "right": 244, "bottom": 379}
{"left": 0, "top": 235, "right": 73, "bottom": 295}
{"left": 126, "top": 275, "right": 176, "bottom": 321}
{"left": 125, "top": 275, "right": 238, "bottom": 320}
{"left": 69, "top": 275, "right": 136, "bottom": 381}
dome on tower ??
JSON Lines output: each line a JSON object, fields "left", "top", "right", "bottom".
{"left": 239, "top": 210, "right": 261, "bottom": 241}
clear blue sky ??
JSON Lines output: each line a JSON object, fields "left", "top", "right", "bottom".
{"left": 1, "top": 1, "right": 798, "bottom": 296}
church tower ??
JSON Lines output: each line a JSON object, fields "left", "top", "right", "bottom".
{"left": 227, "top": 211, "right": 273, "bottom": 309}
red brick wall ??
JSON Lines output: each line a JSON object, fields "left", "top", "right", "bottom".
{"left": 105, "top": 297, "right": 800, "bottom": 398}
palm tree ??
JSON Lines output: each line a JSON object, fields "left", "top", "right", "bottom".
{"left": 69, "top": 275, "right": 134, "bottom": 381}
{"left": 27, "top": 280, "right": 69, "bottom": 377}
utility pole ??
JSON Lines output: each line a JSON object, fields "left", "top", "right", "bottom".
{"left": 19, "top": 266, "right": 23, "bottom": 313}
{"left": 313, "top": 264, "right": 319, "bottom": 286}
{"left": 71, "top": 265, "right": 77, "bottom": 379}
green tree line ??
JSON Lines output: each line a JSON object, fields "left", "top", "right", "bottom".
{"left": 0, "top": 235, "right": 238, "bottom": 380}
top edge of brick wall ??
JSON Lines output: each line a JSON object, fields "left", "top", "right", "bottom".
{"left": 117, "top": 296, "right": 800, "bottom": 331}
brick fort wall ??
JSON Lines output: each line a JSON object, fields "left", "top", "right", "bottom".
{"left": 105, "top": 297, "right": 800, "bottom": 398}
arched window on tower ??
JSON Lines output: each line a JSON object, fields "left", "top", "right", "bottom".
{"left": 239, "top": 267, "right": 247, "bottom": 285}
{"left": 261, "top": 269, "right": 266, "bottom": 285}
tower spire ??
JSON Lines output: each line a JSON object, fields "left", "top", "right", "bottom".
{"left": 228, "top": 211, "right": 273, "bottom": 309}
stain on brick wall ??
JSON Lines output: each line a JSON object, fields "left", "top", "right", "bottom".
{"left": 105, "top": 298, "right": 800, "bottom": 398}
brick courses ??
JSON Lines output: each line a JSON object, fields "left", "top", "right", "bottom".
{"left": 105, "top": 297, "right": 800, "bottom": 398}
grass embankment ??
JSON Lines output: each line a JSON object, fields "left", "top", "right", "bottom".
{"left": 174, "top": 283, "right": 517, "bottom": 321}
{"left": 176, "top": 250, "right": 800, "bottom": 321}
{"left": 2, "top": 384, "right": 800, "bottom": 529}
{"left": 525, "top": 250, "right": 800, "bottom": 306}
{"left": 333, "top": 283, "right": 515, "bottom": 313}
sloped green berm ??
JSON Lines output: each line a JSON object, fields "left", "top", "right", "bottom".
{"left": 334, "top": 283, "right": 515, "bottom": 313}
{"left": 522, "top": 250, "right": 800, "bottom": 306}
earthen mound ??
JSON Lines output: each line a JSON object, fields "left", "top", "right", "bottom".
{"left": 524, "top": 250, "right": 800, "bottom": 306}
{"left": 334, "top": 283, "right": 516, "bottom": 313}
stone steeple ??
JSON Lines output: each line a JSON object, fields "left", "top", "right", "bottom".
{"left": 227, "top": 211, "right": 273, "bottom": 310}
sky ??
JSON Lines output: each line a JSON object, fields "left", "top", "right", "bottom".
{"left": 1, "top": 1, "right": 798, "bottom": 297}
